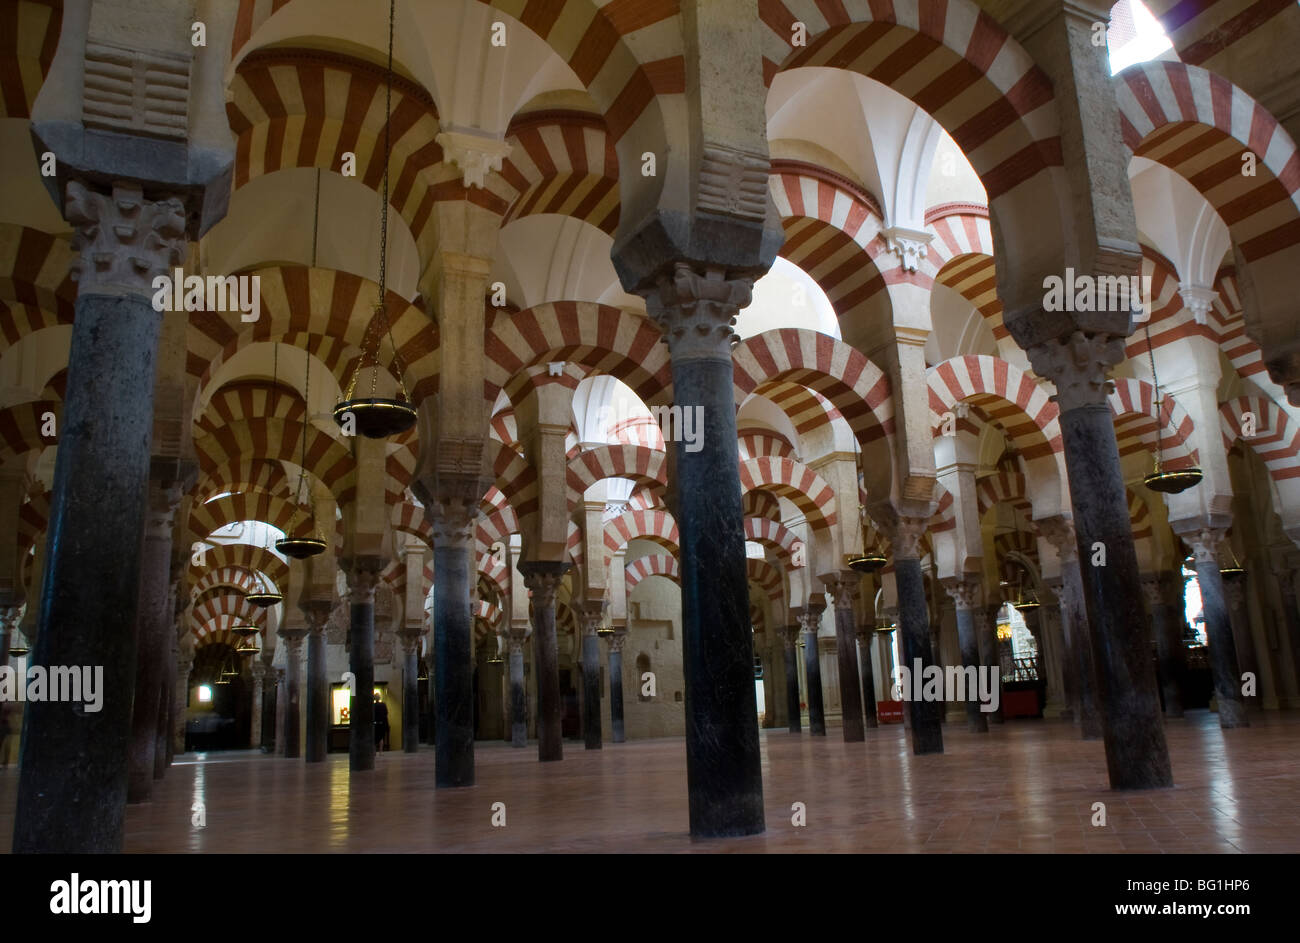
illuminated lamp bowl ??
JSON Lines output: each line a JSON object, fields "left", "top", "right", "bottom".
{"left": 846, "top": 553, "right": 888, "bottom": 574}
{"left": 244, "top": 591, "right": 283, "bottom": 607}
{"left": 1144, "top": 466, "right": 1203, "bottom": 495}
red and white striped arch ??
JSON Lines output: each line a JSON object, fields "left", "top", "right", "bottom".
{"left": 499, "top": 112, "right": 620, "bottom": 235}
{"left": 195, "top": 458, "right": 297, "bottom": 506}
{"left": 926, "top": 206, "right": 1004, "bottom": 340}
{"left": 0, "top": 225, "right": 75, "bottom": 343}
{"left": 188, "top": 543, "right": 292, "bottom": 591}
{"left": 625, "top": 553, "right": 680, "bottom": 593}
{"left": 0, "top": 399, "right": 57, "bottom": 467}
{"left": 746, "top": 557, "right": 785, "bottom": 603}
{"left": 189, "top": 491, "right": 311, "bottom": 543}
{"left": 1209, "top": 268, "right": 1270, "bottom": 385}
{"left": 190, "top": 593, "right": 268, "bottom": 641}
{"left": 927, "top": 355, "right": 1062, "bottom": 460}
{"left": 565, "top": 443, "right": 667, "bottom": 506}
{"left": 738, "top": 429, "right": 798, "bottom": 461}
{"left": 739, "top": 456, "right": 837, "bottom": 530}
{"left": 744, "top": 517, "right": 802, "bottom": 566}
{"left": 484, "top": 302, "right": 672, "bottom": 408}
{"left": 391, "top": 501, "right": 434, "bottom": 547}
{"left": 193, "top": 414, "right": 357, "bottom": 507}
{"left": 1219, "top": 395, "right": 1300, "bottom": 483}
{"left": 603, "top": 508, "right": 679, "bottom": 563}
{"left": 1108, "top": 378, "right": 1199, "bottom": 470}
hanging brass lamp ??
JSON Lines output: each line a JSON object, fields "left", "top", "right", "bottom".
{"left": 231, "top": 623, "right": 260, "bottom": 638}
{"left": 276, "top": 345, "right": 327, "bottom": 559}
{"left": 1141, "top": 322, "right": 1202, "bottom": 494}
{"left": 333, "top": 0, "right": 417, "bottom": 440}
{"left": 1220, "top": 541, "right": 1245, "bottom": 580}
{"left": 7, "top": 644, "right": 28, "bottom": 657}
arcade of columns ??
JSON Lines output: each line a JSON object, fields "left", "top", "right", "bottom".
{"left": 1, "top": 0, "right": 1299, "bottom": 852}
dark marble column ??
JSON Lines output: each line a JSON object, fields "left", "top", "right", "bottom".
{"left": 825, "top": 574, "right": 865, "bottom": 742}
{"left": 507, "top": 629, "right": 527, "bottom": 747}
{"left": 260, "top": 661, "right": 277, "bottom": 752}
{"left": 1039, "top": 519, "right": 1102, "bottom": 740}
{"left": 160, "top": 592, "right": 183, "bottom": 772}
{"left": 345, "top": 558, "right": 384, "bottom": 772}
{"left": 280, "top": 630, "right": 305, "bottom": 759}
{"left": 608, "top": 631, "right": 626, "bottom": 743}
{"left": 174, "top": 651, "right": 193, "bottom": 757}
{"left": 1141, "top": 573, "right": 1184, "bottom": 717}
{"left": 782, "top": 624, "right": 802, "bottom": 733}
{"left": 644, "top": 263, "right": 763, "bottom": 838}
{"left": 974, "top": 604, "right": 1004, "bottom": 725}
{"left": 519, "top": 561, "right": 568, "bottom": 762}
{"left": 578, "top": 605, "right": 602, "bottom": 750}
{"left": 1027, "top": 333, "right": 1171, "bottom": 788}
{"left": 890, "top": 519, "right": 943, "bottom": 754}
{"left": 12, "top": 184, "right": 187, "bottom": 853}
{"left": 1042, "top": 578, "right": 1077, "bottom": 721}
{"left": 1222, "top": 571, "right": 1260, "bottom": 711}
{"left": 800, "top": 607, "right": 827, "bottom": 736}
{"left": 302, "top": 601, "right": 331, "bottom": 763}
{"left": 428, "top": 496, "right": 477, "bottom": 786}
{"left": 249, "top": 662, "right": 266, "bottom": 751}
{"left": 855, "top": 626, "right": 878, "bottom": 728}
{"left": 1184, "top": 528, "right": 1248, "bottom": 728}
{"left": 943, "top": 577, "right": 988, "bottom": 733}
{"left": 1274, "top": 561, "right": 1300, "bottom": 694}
{"left": 401, "top": 632, "right": 420, "bottom": 753}
{"left": 128, "top": 477, "right": 183, "bottom": 804}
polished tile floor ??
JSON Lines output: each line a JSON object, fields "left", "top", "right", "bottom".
{"left": 3, "top": 710, "right": 1298, "bottom": 852}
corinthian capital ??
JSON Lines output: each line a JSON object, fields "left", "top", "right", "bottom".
{"left": 942, "top": 577, "right": 982, "bottom": 611}
{"left": 821, "top": 572, "right": 859, "bottom": 611}
{"left": 644, "top": 262, "right": 754, "bottom": 361}
{"left": 518, "top": 561, "right": 570, "bottom": 607}
{"left": 1025, "top": 330, "right": 1126, "bottom": 412}
{"left": 65, "top": 181, "right": 187, "bottom": 298}
{"left": 886, "top": 516, "right": 928, "bottom": 561}
{"left": 1035, "top": 515, "right": 1078, "bottom": 565}
{"left": 344, "top": 556, "right": 387, "bottom": 602}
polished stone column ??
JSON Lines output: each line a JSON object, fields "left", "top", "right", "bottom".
{"left": 801, "top": 607, "right": 827, "bottom": 736}
{"left": 507, "top": 628, "right": 527, "bottom": 747}
{"left": 943, "top": 577, "right": 988, "bottom": 733}
{"left": 127, "top": 477, "right": 183, "bottom": 804}
{"left": 891, "top": 518, "right": 943, "bottom": 754}
{"left": 260, "top": 662, "right": 277, "bottom": 752}
{"left": 1185, "top": 529, "right": 1248, "bottom": 728}
{"left": 1039, "top": 518, "right": 1102, "bottom": 739}
{"left": 302, "top": 601, "right": 331, "bottom": 763}
{"left": 645, "top": 263, "right": 763, "bottom": 837}
{"left": 345, "top": 558, "right": 384, "bottom": 771}
{"left": 1141, "top": 573, "right": 1184, "bottom": 717}
{"left": 974, "top": 604, "right": 1004, "bottom": 725}
{"left": 578, "top": 605, "right": 602, "bottom": 750}
{"left": 519, "top": 561, "right": 568, "bottom": 762}
{"left": 608, "top": 631, "right": 626, "bottom": 743}
{"left": 1042, "top": 578, "right": 1076, "bottom": 720}
{"left": 280, "top": 630, "right": 305, "bottom": 759}
{"left": 1222, "top": 571, "right": 1260, "bottom": 710}
{"left": 12, "top": 184, "right": 187, "bottom": 853}
{"left": 825, "top": 575, "right": 865, "bottom": 742}
{"left": 429, "top": 496, "right": 477, "bottom": 786}
{"left": 173, "top": 650, "right": 193, "bottom": 757}
{"left": 1274, "top": 561, "right": 1300, "bottom": 694}
{"left": 855, "top": 626, "right": 878, "bottom": 728}
{"left": 400, "top": 632, "right": 420, "bottom": 753}
{"left": 249, "top": 662, "right": 265, "bottom": 750}
{"left": 782, "top": 624, "right": 802, "bottom": 733}
{"left": 1027, "top": 333, "right": 1171, "bottom": 788}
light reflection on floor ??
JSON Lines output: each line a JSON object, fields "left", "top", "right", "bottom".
{"left": 2, "top": 711, "right": 1298, "bottom": 853}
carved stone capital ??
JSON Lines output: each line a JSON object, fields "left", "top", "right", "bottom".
{"left": 518, "top": 561, "right": 570, "bottom": 608}
{"left": 821, "top": 572, "right": 859, "bottom": 611}
{"left": 643, "top": 262, "right": 754, "bottom": 362}
{"left": 343, "top": 556, "right": 387, "bottom": 602}
{"left": 942, "top": 577, "right": 982, "bottom": 611}
{"left": 1025, "top": 330, "right": 1126, "bottom": 412}
{"left": 607, "top": 631, "right": 627, "bottom": 654}
{"left": 1036, "top": 515, "right": 1078, "bottom": 564}
{"left": 1184, "top": 527, "right": 1227, "bottom": 566}
{"left": 65, "top": 181, "right": 187, "bottom": 298}
{"left": 577, "top": 602, "right": 604, "bottom": 637}
{"left": 435, "top": 127, "right": 511, "bottom": 189}
{"left": 798, "top": 606, "right": 824, "bottom": 636}
{"left": 886, "top": 516, "right": 929, "bottom": 561}
{"left": 781, "top": 623, "right": 801, "bottom": 646}
{"left": 278, "top": 626, "right": 307, "bottom": 649}
{"left": 300, "top": 599, "right": 332, "bottom": 634}
{"left": 1139, "top": 574, "right": 1164, "bottom": 608}
{"left": 881, "top": 225, "right": 934, "bottom": 273}
{"left": 1178, "top": 283, "right": 1218, "bottom": 326}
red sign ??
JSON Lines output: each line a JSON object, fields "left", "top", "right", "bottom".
{"left": 876, "top": 700, "right": 904, "bottom": 723}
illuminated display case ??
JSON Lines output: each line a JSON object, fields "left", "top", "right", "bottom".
{"left": 330, "top": 683, "right": 388, "bottom": 726}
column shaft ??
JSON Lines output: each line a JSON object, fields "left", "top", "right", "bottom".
{"left": 608, "top": 640, "right": 625, "bottom": 743}
{"left": 896, "top": 557, "right": 943, "bottom": 753}
{"left": 954, "top": 606, "right": 988, "bottom": 733}
{"left": 403, "top": 641, "right": 420, "bottom": 753}
{"left": 508, "top": 642, "right": 527, "bottom": 747}
{"left": 523, "top": 565, "right": 565, "bottom": 762}
{"left": 783, "top": 629, "right": 801, "bottom": 733}
{"left": 581, "top": 631, "right": 601, "bottom": 750}
{"left": 283, "top": 638, "right": 303, "bottom": 759}
{"left": 434, "top": 538, "right": 475, "bottom": 784}
{"left": 831, "top": 598, "right": 865, "bottom": 743}
{"left": 1195, "top": 558, "right": 1247, "bottom": 727}
{"left": 127, "top": 512, "right": 174, "bottom": 803}
{"left": 857, "top": 631, "right": 878, "bottom": 728}
{"left": 802, "top": 619, "right": 826, "bottom": 736}
{"left": 305, "top": 626, "right": 328, "bottom": 763}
